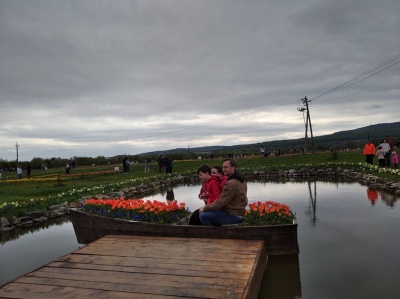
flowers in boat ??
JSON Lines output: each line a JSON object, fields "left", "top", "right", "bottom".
{"left": 243, "top": 201, "right": 296, "bottom": 225}
{"left": 82, "top": 198, "right": 190, "bottom": 224}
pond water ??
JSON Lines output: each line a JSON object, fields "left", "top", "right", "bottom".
{"left": 1, "top": 180, "right": 400, "bottom": 298}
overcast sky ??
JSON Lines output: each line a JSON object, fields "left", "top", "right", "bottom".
{"left": 1, "top": 0, "right": 399, "bottom": 161}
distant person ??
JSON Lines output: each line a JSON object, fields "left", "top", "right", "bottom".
{"left": 189, "top": 165, "right": 222, "bottom": 225}
{"left": 386, "top": 136, "right": 394, "bottom": 165}
{"left": 378, "top": 139, "right": 391, "bottom": 166}
{"left": 376, "top": 146, "right": 386, "bottom": 168}
{"left": 123, "top": 156, "right": 130, "bottom": 173}
{"left": 386, "top": 136, "right": 394, "bottom": 152}
{"left": 199, "top": 159, "right": 248, "bottom": 226}
{"left": 260, "top": 146, "right": 265, "bottom": 157}
{"left": 363, "top": 140, "right": 376, "bottom": 165}
{"left": 392, "top": 151, "right": 398, "bottom": 169}
{"left": 144, "top": 159, "right": 150, "bottom": 173}
{"left": 157, "top": 155, "right": 164, "bottom": 173}
{"left": 26, "top": 165, "right": 32, "bottom": 179}
{"left": 66, "top": 160, "right": 71, "bottom": 174}
{"left": 165, "top": 157, "right": 173, "bottom": 174}
{"left": 17, "top": 165, "right": 23, "bottom": 179}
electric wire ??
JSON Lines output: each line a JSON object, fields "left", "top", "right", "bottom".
{"left": 310, "top": 53, "right": 400, "bottom": 102}
{"left": 110, "top": 52, "right": 400, "bottom": 141}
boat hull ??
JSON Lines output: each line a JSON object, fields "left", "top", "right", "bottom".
{"left": 70, "top": 209, "right": 299, "bottom": 255}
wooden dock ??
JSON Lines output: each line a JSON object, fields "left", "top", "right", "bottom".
{"left": 0, "top": 235, "right": 267, "bottom": 299}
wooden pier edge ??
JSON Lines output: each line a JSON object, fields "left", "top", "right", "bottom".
{"left": 0, "top": 235, "right": 268, "bottom": 299}
{"left": 242, "top": 242, "right": 268, "bottom": 299}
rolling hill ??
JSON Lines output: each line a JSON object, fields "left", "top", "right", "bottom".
{"left": 137, "top": 122, "right": 400, "bottom": 156}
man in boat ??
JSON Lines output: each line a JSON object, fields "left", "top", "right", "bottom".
{"left": 199, "top": 159, "right": 248, "bottom": 226}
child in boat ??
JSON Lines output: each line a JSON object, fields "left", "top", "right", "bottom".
{"left": 211, "top": 165, "right": 228, "bottom": 188}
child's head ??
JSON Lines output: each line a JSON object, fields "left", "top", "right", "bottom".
{"left": 392, "top": 151, "right": 397, "bottom": 155}
{"left": 211, "top": 166, "right": 223, "bottom": 177}
{"left": 197, "top": 165, "right": 211, "bottom": 182}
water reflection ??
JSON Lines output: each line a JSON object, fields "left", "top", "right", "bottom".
{"left": 380, "top": 191, "right": 398, "bottom": 207}
{"left": 166, "top": 186, "right": 175, "bottom": 201}
{"left": 307, "top": 181, "right": 317, "bottom": 224}
{"left": 259, "top": 254, "right": 302, "bottom": 299}
{"left": 0, "top": 216, "right": 71, "bottom": 244}
{"left": 367, "top": 188, "right": 378, "bottom": 206}
{"left": 365, "top": 187, "right": 398, "bottom": 207}
{"left": 0, "top": 219, "right": 81, "bottom": 287}
{"left": 2, "top": 180, "right": 400, "bottom": 297}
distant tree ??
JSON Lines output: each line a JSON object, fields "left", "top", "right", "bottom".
{"left": 93, "top": 156, "right": 108, "bottom": 165}
{"left": 30, "top": 157, "right": 44, "bottom": 169}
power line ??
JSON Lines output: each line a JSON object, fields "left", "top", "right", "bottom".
{"left": 310, "top": 52, "right": 400, "bottom": 102}
{"left": 128, "top": 53, "right": 400, "bottom": 141}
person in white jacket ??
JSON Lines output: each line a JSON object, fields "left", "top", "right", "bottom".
{"left": 378, "top": 139, "right": 391, "bottom": 166}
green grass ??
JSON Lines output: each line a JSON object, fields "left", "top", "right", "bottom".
{"left": 1, "top": 150, "right": 398, "bottom": 218}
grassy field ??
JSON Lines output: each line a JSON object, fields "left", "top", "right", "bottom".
{"left": 1, "top": 149, "right": 398, "bottom": 218}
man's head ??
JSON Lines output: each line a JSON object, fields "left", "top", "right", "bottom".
{"left": 222, "top": 159, "right": 237, "bottom": 176}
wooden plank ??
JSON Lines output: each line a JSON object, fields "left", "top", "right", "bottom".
{"left": 0, "top": 283, "right": 183, "bottom": 299}
{"left": 57, "top": 254, "right": 254, "bottom": 273}
{"left": 98, "top": 235, "right": 264, "bottom": 253}
{"left": 0, "top": 235, "right": 266, "bottom": 299}
{"left": 36, "top": 266, "right": 250, "bottom": 281}
{"left": 48, "top": 260, "right": 252, "bottom": 277}
{"left": 11, "top": 276, "right": 244, "bottom": 298}
{"left": 76, "top": 236, "right": 261, "bottom": 259}
{"left": 26, "top": 269, "right": 245, "bottom": 290}
{"left": 34, "top": 267, "right": 246, "bottom": 288}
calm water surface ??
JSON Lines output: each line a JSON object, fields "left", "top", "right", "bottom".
{"left": 1, "top": 180, "right": 399, "bottom": 299}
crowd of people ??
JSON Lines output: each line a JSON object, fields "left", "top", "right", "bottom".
{"left": 363, "top": 136, "right": 398, "bottom": 169}
{"left": 156, "top": 155, "right": 173, "bottom": 174}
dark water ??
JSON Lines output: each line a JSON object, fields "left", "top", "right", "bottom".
{"left": 1, "top": 181, "right": 399, "bottom": 298}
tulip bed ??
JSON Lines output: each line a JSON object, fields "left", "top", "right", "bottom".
{"left": 81, "top": 198, "right": 296, "bottom": 225}
{"left": 82, "top": 198, "right": 191, "bottom": 224}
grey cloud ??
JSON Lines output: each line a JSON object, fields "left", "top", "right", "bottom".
{"left": 0, "top": 0, "right": 399, "bottom": 160}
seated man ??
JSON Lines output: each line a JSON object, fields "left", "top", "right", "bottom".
{"left": 199, "top": 159, "right": 248, "bottom": 226}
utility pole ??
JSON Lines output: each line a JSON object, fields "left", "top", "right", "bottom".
{"left": 297, "top": 96, "right": 314, "bottom": 154}
{"left": 15, "top": 142, "right": 20, "bottom": 163}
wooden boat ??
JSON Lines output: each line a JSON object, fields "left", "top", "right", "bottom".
{"left": 69, "top": 208, "right": 299, "bottom": 255}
